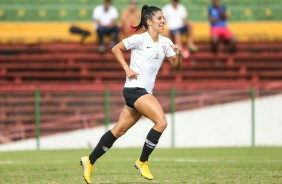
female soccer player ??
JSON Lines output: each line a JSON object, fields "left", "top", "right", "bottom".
{"left": 80, "top": 5, "right": 182, "bottom": 184}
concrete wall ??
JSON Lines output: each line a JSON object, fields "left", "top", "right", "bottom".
{"left": 0, "top": 95, "right": 281, "bottom": 151}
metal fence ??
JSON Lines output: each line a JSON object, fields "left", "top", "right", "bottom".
{"left": 1, "top": 82, "right": 282, "bottom": 148}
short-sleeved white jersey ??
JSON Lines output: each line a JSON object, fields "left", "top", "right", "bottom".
{"left": 162, "top": 4, "right": 187, "bottom": 30}
{"left": 93, "top": 5, "right": 118, "bottom": 28}
{"left": 122, "top": 32, "right": 176, "bottom": 94}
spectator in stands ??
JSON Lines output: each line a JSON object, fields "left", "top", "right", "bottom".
{"left": 80, "top": 5, "right": 182, "bottom": 183}
{"left": 120, "top": 0, "right": 141, "bottom": 37}
{"left": 93, "top": 0, "right": 119, "bottom": 53}
{"left": 208, "top": 0, "right": 236, "bottom": 54}
{"left": 163, "top": 0, "right": 198, "bottom": 58}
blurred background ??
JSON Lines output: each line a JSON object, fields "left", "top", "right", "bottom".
{"left": 0, "top": 0, "right": 282, "bottom": 150}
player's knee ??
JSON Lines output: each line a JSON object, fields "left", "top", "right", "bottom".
{"left": 160, "top": 121, "right": 167, "bottom": 131}
{"left": 156, "top": 117, "right": 167, "bottom": 131}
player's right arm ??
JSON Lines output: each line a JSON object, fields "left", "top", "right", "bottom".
{"left": 111, "top": 42, "right": 139, "bottom": 80}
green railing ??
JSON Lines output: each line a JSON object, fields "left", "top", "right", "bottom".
{"left": 250, "top": 87, "right": 256, "bottom": 147}
{"left": 2, "top": 83, "right": 281, "bottom": 149}
{"left": 34, "top": 87, "right": 41, "bottom": 150}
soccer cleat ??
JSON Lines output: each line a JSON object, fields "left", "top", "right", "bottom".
{"left": 134, "top": 159, "right": 154, "bottom": 180}
{"left": 80, "top": 156, "right": 95, "bottom": 184}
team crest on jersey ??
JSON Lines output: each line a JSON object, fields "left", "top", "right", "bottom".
{"left": 162, "top": 45, "right": 167, "bottom": 54}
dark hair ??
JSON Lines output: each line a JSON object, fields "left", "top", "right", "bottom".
{"left": 131, "top": 5, "right": 162, "bottom": 31}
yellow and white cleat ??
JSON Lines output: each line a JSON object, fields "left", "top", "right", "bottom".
{"left": 80, "top": 156, "right": 95, "bottom": 184}
{"left": 135, "top": 159, "right": 154, "bottom": 180}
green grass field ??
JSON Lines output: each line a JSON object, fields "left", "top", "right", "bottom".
{"left": 0, "top": 147, "right": 281, "bottom": 184}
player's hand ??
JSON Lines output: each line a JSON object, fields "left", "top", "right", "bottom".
{"left": 125, "top": 68, "right": 139, "bottom": 80}
{"left": 170, "top": 44, "right": 181, "bottom": 55}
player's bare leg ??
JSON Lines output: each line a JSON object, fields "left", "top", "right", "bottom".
{"left": 80, "top": 106, "right": 141, "bottom": 183}
{"left": 111, "top": 105, "right": 142, "bottom": 138}
{"left": 133, "top": 94, "right": 168, "bottom": 180}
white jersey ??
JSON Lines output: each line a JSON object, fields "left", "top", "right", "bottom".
{"left": 93, "top": 5, "right": 118, "bottom": 28}
{"left": 122, "top": 32, "right": 176, "bottom": 94}
{"left": 162, "top": 3, "right": 187, "bottom": 30}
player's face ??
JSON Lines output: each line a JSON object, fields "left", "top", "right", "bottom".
{"left": 150, "top": 11, "right": 165, "bottom": 33}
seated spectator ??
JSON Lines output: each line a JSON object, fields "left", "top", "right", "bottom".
{"left": 120, "top": 0, "right": 141, "bottom": 37}
{"left": 93, "top": 0, "right": 119, "bottom": 53}
{"left": 208, "top": 0, "right": 236, "bottom": 54}
{"left": 163, "top": 0, "right": 198, "bottom": 58}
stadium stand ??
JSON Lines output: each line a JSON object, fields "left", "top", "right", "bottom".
{"left": 0, "top": 42, "right": 282, "bottom": 84}
{"left": 0, "top": 0, "right": 282, "bottom": 143}
{"left": 1, "top": 0, "right": 282, "bottom": 43}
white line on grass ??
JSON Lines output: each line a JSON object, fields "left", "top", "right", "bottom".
{"left": 107, "top": 158, "right": 282, "bottom": 163}
{"left": 0, "top": 160, "right": 21, "bottom": 164}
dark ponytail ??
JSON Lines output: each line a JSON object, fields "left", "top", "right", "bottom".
{"left": 131, "top": 5, "right": 162, "bottom": 32}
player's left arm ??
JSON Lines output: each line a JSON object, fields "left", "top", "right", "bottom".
{"left": 167, "top": 44, "right": 182, "bottom": 70}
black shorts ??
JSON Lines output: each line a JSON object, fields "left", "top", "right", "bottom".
{"left": 123, "top": 87, "right": 148, "bottom": 109}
